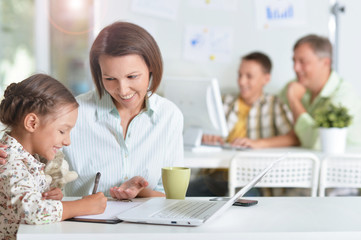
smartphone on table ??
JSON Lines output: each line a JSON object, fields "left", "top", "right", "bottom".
{"left": 209, "top": 197, "right": 258, "bottom": 207}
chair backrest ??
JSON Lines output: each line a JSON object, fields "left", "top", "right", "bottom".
{"left": 319, "top": 154, "right": 361, "bottom": 197}
{"left": 228, "top": 152, "right": 320, "bottom": 197}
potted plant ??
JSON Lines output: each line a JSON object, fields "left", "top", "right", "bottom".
{"left": 314, "top": 102, "right": 353, "bottom": 154}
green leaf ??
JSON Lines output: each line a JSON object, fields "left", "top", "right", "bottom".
{"left": 314, "top": 101, "right": 353, "bottom": 128}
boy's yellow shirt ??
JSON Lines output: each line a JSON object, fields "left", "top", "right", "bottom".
{"left": 226, "top": 97, "right": 250, "bottom": 142}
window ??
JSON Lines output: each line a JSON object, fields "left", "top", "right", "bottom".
{"left": 0, "top": 0, "right": 94, "bottom": 96}
{"left": 0, "top": 0, "right": 35, "bottom": 93}
{"left": 49, "top": 0, "right": 93, "bottom": 95}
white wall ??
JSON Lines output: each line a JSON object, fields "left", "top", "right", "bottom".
{"left": 93, "top": 0, "right": 330, "bottom": 95}
{"left": 338, "top": 0, "right": 361, "bottom": 98}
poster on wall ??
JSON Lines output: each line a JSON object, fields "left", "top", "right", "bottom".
{"left": 254, "top": 0, "right": 307, "bottom": 30}
{"left": 187, "top": 0, "right": 238, "bottom": 12}
{"left": 183, "top": 25, "right": 234, "bottom": 63}
{"left": 131, "top": 0, "right": 180, "bottom": 20}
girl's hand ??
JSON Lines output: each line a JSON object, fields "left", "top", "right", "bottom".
{"left": 110, "top": 176, "right": 149, "bottom": 200}
{"left": 42, "top": 188, "right": 63, "bottom": 200}
{"left": 0, "top": 143, "right": 8, "bottom": 165}
{"left": 82, "top": 192, "right": 107, "bottom": 215}
{"left": 61, "top": 192, "right": 107, "bottom": 220}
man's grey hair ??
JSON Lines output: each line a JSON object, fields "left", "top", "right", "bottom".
{"left": 294, "top": 34, "right": 333, "bottom": 60}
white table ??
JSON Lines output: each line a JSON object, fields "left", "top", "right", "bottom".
{"left": 17, "top": 197, "right": 361, "bottom": 240}
{"left": 184, "top": 147, "right": 315, "bottom": 168}
{"left": 185, "top": 147, "right": 361, "bottom": 168}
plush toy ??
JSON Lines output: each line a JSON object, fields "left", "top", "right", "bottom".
{"left": 39, "top": 151, "right": 78, "bottom": 189}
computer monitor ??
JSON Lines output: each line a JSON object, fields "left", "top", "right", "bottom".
{"left": 164, "top": 77, "right": 228, "bottom": 149}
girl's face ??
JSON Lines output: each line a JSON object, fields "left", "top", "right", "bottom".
{"left": 32, "top": 106, "right": 78, "bottom": 161}
{"left": 99, "top": 54, "right": 150, "bottom": 114}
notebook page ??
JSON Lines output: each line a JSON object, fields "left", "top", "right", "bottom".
{"left": 74, "top": 201, "right": 142, "bottom": 220}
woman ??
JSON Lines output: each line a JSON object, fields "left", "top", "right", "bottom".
{"left": 0, "top": 22, "right": 184, "bottom": 200}
{"left": 63, "top": 22, "right": 184, "bottom": 199}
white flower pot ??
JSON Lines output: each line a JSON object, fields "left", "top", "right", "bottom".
{"left": 319, "top": 127, "right": 348, "bottom": 154}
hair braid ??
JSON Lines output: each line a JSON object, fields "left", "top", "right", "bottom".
{"left": 0, "top": 74, "right": 78, "bottom": 129}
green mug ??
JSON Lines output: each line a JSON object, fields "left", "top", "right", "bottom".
{"left": 162, "top": 167, "right": 191, "bottom": 200}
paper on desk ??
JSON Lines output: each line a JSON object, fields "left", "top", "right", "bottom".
{"left": 74, "top": 201, "right": 142, "bottom": 220}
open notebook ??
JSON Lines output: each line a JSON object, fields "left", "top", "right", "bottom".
{"left": 66, "top": 200, "right": 143, "bottom": 224}
{"left": 116, "top": 154, "right": 287, "bottom": 226}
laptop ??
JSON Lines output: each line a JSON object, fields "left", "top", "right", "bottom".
{"left": 116, "top": 154, "right": 287, "bottom": 226}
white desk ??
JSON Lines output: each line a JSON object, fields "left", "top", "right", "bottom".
{"left": 184, "top": 147, "right": 315, "bottom": 168}
{"left": 184, "top": 149, "right": 237, "bottom": 168}
{"left": 17, "top": 197, "right": 361, "bottom": 240}
{"left": 185, "top": 147, "right": 361, "bottom": 168}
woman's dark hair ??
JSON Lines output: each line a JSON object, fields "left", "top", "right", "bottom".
{"left": 0, "top": 73, "right": 78, "bottom": 128}
{"left": 242, "top": 52, "right": 272, "bottom": 74}
{"left": 90, "top": 21, "right": 163, "bottom": 98}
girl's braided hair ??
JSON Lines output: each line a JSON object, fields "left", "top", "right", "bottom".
{"left": 0, "top": 73, "right": 78, "bottom": 128}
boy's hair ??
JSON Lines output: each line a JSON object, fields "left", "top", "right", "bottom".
{"left": 293, "top": 34, "right": 332, "bottom": 60}
{"left": 0, "top": 74, "right": 78, "bottom": 128}
{"left": 242, "top": 52, "right": 272, "bottom": 74}
{"left": 90, "top": 21, "right": 163, "bottom": 98}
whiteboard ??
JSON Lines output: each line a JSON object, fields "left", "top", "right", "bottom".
{"left": 94, "top": 0, "right": 330, "bottom": 95}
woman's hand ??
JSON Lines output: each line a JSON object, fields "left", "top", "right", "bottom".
{"left": 42, "top": 188, "right": 63, "bottom": 200}
{"left": 110, "top": 176, "right": 149, "bottom": 200}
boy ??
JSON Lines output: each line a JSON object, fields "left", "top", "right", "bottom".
{"left": 189, "top": 52, "right": 298, "bottom": 196}
{"left": 203, "top": 52, "right": 298, "bottom": 149}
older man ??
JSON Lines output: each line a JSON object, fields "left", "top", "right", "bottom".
{"left": 280, "top": 34, "right": 361, "bottom": 149}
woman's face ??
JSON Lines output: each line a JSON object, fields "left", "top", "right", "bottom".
{"left": 99, "top": 54, "right": 150, "bottom": 113}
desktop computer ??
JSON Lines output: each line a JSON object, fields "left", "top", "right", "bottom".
{"left": 164, "top": 77, "right": 228, "bottom": 152}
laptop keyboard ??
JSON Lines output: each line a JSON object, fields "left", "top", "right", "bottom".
{"left": 151, "top": 200, "right": 218, "bottom": 219}
{"left": 202, "top": 143, "right": 248, "bottom": 151}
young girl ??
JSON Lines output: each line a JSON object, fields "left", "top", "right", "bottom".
{"left": 0, "top": 74, "right": 107, "bottom": 239}
{"left": 0, "top": 22, "right": 184, "bottom": 200}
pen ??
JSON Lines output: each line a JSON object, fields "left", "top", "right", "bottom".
{"left": 107, "top": 197, "right": 132, "bottom": 202}
{"left": 92, "top": 172, "right": 101, "bottom": 194}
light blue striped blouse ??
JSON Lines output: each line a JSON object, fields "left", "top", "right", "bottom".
{"left": 63, "top": 90, "right": 184, "bottom": 196}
